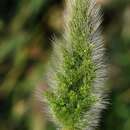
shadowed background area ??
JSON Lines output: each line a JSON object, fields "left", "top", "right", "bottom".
{"left": 0, "top": 0, "right": 130, "bottom": 130}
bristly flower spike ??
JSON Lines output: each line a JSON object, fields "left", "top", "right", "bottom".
{"left": 42, "top": 0, "right": 107, "bottom": 130}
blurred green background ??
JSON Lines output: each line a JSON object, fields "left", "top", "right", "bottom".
{"left": 0, "top": 0, "right": 130, "bottom": 130}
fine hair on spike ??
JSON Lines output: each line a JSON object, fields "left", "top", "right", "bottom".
{"left": 41, "top": 0, "right": 108, "bottom": 130}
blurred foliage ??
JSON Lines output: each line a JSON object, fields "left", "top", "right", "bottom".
{"left": 0, "top": 0, "right": 130, "bottom": 130}
{"left": 0, "top": 0, "right": 63, "bottom": 130}
{"left": 101, "top": 1, "right": 130, "bottom": 130}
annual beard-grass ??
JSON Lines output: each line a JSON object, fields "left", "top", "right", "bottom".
{"left": 42, "top": 0, "right": 107, "bottom": 130}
